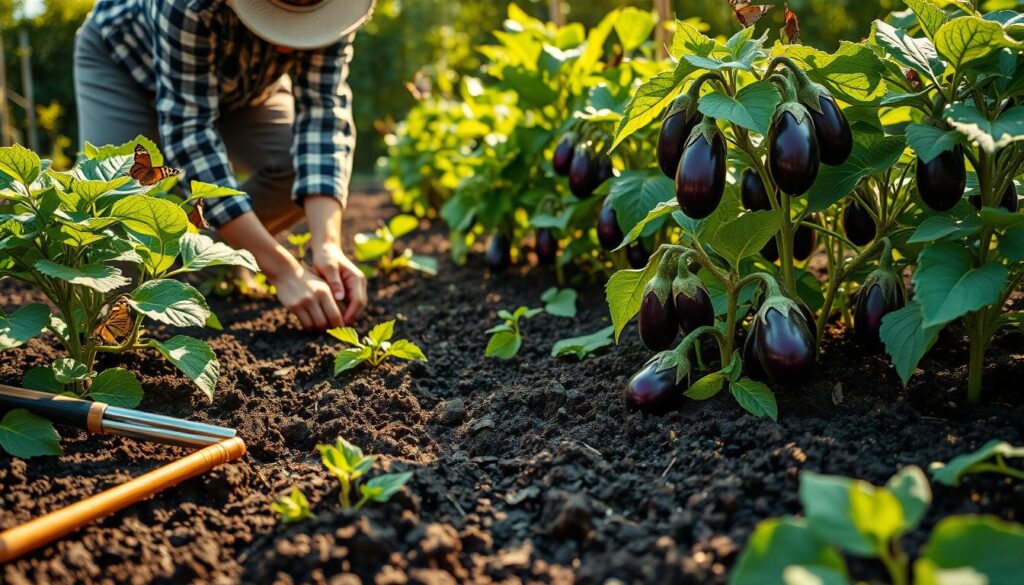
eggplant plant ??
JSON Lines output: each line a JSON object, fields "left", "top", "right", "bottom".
{"left": 354, "top": 214, "right": 437, "bottom": 277}
{"left": 0, "top": 139, "right": 256, "bottom": 457}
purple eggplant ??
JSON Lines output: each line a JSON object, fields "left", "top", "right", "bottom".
{"left": 597, "top": 203, "right": 624, "bottom": 251}
{"left": 536, "top": 228, "right": 557, "bottom": 266}
{"left": 625, "top": 357, "right": 688, "bottom": 414}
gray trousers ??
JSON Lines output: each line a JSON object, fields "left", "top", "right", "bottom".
{"left": 73, "top": 22, "right": 304, "bottom": 234}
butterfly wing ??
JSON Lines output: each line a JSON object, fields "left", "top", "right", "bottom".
{"left": 187, "top": 199, "right": 209, "bottom": 230}
{"left": 729, "top": 0, "right": 774, "bottom": 27}
{"left": 92, "top": 297, "right": 133, "bottom": 345}
{"left": 129, "top": 143, "right": 182, "bottom": 186}
{"left": 782, "top": 3, "right": 800, "bottom": 44}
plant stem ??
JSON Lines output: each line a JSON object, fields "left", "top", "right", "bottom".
{"left": 879, "top": 541, "right": 909, "bottom": 585}
{"left": 967, "top": 320, "right": 987, "bottom": 404}
{"left": 340, "top": 478, "right": 352, "bottom": 509}
{"left": 968, "top": 462, "right": 1024, "bottom": 481}
{"left": 723, "top": 280, "right": 739, "bottom": 359}
{"left": 779, "top": 194, "right": 797, "bottom": 294}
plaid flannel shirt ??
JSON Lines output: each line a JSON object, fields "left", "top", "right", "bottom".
{"left": 89, "top": 0, "right": 356, "bottom": 228}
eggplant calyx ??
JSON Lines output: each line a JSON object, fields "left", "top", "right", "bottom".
{"left": 773, "top": 100, "right": 813, "bottom": 126}
{"left": 647, "top": 250, "right": 682, "bottom": 306}
{"left": 861, "top": 266, "right": 904, "bottom": 308}
{"left": 671, "top": 259, "right": 705, "bottom": 301}
{"left": 665, "top": 93, "right": 696, "bottom": 122}
{"left": 686, "top": 117, "right": 723, "bottom": 151}
{"left": 753, "top": 294, "right": 805, "bottom": 330}
{"left": 655, "top": 344, "right": 692, "bottom": 386}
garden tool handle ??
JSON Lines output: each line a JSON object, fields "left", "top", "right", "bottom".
{"left": 0, "top": 384, "right": 106, "bottom": 433}
{"left": 0, "top": 436, "right": 246, "bottom": 564}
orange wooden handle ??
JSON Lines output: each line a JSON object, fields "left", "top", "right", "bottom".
{"left": 0, "top": 437, "right": 246, "bottom": 563}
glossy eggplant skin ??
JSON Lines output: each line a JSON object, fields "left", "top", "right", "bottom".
{"left": 753, "top": 307, "right": 816, "bottom": 385}
{"left": 675, "top": 131, "right": 727, "bottom": 219}
{"left": 658, "top": 111, "right": 702, "bottom": 179}
{"left": 639, "top": 291, "right": 679, "bottom": 351}
{"left": 674, "top": 287, "right": 715, "bottom": 334}
{"left": 769, "top": 110, "right": 820, "bottom": 196}
{"left": 553, "top": 135, "right": 575, "bottom": 177}
{"left": 597, "top": 157, "right": 615, "bottom": 186}
{"left": 843, "top": 200, "right": 876, "bottom": 246}
{"left": 761, "top": 236, "right": 780, "bottom": 262}
{"left": 970, "top": 182, "right": 1019, "bottom": 212}
{"left": 597, "top": 205, "right": 624, "bottom": 251}
{"left": 743, "top": 323, "right": 767, "bottom": 381}
{"left": 854, "top": 283, "right": 905, "bottom": 348}
{"left": 569, "top": 144, "right": 599, "bottom": 198}
{"left": 624, "top": 357, "right": 687, "bottom": 414}
{"left": 793, "top": 220, "right": 818, "bottom": 261}
{"left": 741, "top": 169, "right": 771, "bottom": 211}
{"left": 627, "top": 242, "right": 651, "bottom": 269}
{"left": 536, "top": 229, "right": 557, "bottom": 266}
{"left": 807, "top": 95, "right": 852, "bottom": 166}
{"left": 917, "top": 146, "right": 966, "bottom": 212}
{"left": 485, "top": 234, "right": 512, "bottom": 272}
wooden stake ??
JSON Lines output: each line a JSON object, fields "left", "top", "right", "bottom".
{"left": 655, "top": 0, "right": 672, "bottom": 59}
{"left": 549, "top": 0, "right": 565, "bottom": 27}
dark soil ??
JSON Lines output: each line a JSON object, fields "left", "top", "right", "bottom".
{"left": 2, "top": 190, "right": 1023, "bottom": 585}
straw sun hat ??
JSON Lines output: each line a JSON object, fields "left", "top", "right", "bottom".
{"left": 229, "top": 0, "right": 376, "bottom": 50}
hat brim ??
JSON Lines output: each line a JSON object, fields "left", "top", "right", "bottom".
{"left": 229, "top": 0, "right": 375, "bottom": 50}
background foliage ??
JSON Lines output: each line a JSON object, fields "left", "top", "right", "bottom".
{"left": 0, "top": 0, "right": 901, "bottom": 172}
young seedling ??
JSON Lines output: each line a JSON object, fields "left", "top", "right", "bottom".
{"left": 541, "top": 287, "right": 577, "bottom": 318}
{"left": 287, "top": 232, "right": 312, "bottom": 261}
{"left": 731, "top": 466, "right": 1024, "bottom": 585}
{"left": 271, "top": 486, "right": 316, "bottom": 524}
{"left": 328, "top": 320, "right": 426, "bottom": 375}
{"left": 930, "top": 440, "right": 1024, "bottom": 487}
{"left": 551, "top": 326, "right": 614, "bottom": 360}
{"left": 354, "top": 214, "right": 437, "bottom": 277}
{"left": 317, "top": 438, "right": 413, "bottom": 510}
{"left": 485, "top": 306, "right": 543, "bottom": 359}
{"left": 0, "top": 138, "right": 256, "bottom": 456}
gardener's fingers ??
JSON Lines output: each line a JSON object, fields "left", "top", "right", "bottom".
{"left": 341, "top": 263, "right": 368, "bottom": 324}
{"left": 313, "top": 257, "right": 347, "bottom": 303}
{"left": 316, "top": 286, "right": 345, "bottom": 329}
{"left": 305, "top": 295, "right": 331, "bottom": 331}
{"left": 292, "top": 305, "right": 315, "bottom": 331}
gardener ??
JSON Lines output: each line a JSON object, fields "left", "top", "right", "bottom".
{"left": 73, "top": 0, "right": 374, "bottom": 331}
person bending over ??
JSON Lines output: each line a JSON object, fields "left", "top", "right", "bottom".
{"left": 74, "top": 0, "right": 375, "bottom": 330}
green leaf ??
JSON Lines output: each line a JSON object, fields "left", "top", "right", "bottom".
{"left": 617, "top": 199, "right": 679, "bottom": 250}
{"left": 880, "top": 301, "right": 942, "bottom": 386}
{"left": 551, "top": 326, "right": 614, "bottom": 360}
{"left": 980, "top": 206, "right": 1024, "bottom": 229}
{"left": 605, "top": 247, "right": 664, "bottom": 341}
{"left": 908, "top": 213, "right": 982, "bottom": 243}
{"left": 354, "top": 234, "right": 392, "bottom": 261}
{"left": 998, "top": 226, "right": 1024, "bottom": 261}
{"left": 774, "top": 41, "right": 887, "bottom": 105}
{"left": 178, "top": 233, "right": 258, "bottom": 273}
{"left": 327, "top": 327, "right": 361, "bottom": 347}
{"left": 884, "top": 466, "right": 931, "bottom": 531}
{"left": 387, "top": 339, "right": 427, "bottom": 362}
{"left": 708, "top": 210, "right": 782, "bottom": 269}
{"left": 0, "top": 144, "right": 42, "bottom": 186}
{"left": 153, "top": 336, "right": 220, "bottom": 401}
{"left": 730, "top": 377, "right": 777, "bottom": 420}
{"left": 935, "top": 16, "right": 1022, "bottom": 72}
{"left": 913, "top": 242, "right": 1008, "bottom": 327}
{"left": 872, "top": 20, "right": 944, "bottom": 84}
{"left": 609, "top": 170, "right": 674, "bottom": 238}
{"left": 697, "top": 81, "right": 781, "bottom": 135}
{"left": 905, "top": 0, "right": 946, "bottom": 40}
{"left": 23, "top": 366, "right": 63, "bottom": 393}
{"left": 53, "top": 358, "right": 90, "bottom": 385}
{"left": 914, "top": 516, "right": 1024, "bottom": 585}
{"left": 388, "top": 214, "right": 420, "bottom": 238}
{"left": 0, "top": 303, "right": 50, "bottom": 351}
{"left": 930, "top": 440, "right": 1024, "bottom": 486}
{"left": 318, "top": 438, "right": 374, "bottom": 481}
{"left": 0, "top": 409, "right": 61, "bottom": 458}
{"left": 130, "top": 279, "right": 212, "bottom": 327}
{"left": 486, "top": 329, "right": 522, "bottom": 359}
{"left": 685, "top": 371, "right": 727, "bottom": 400}
{"left": 906, "top": 123, "right": 963, "bottom": 164}
{"left": 612, "top": 7, "right": 655, "bottom": 52}
{"left": 406, "top": 254, "right": 439, "bottom": 275}
{"left": 360, "top": 471, "right": 414, "bottom": 504}
{"left": 110, "top": 194, "right": 189, "bottom": 240}
{"left": 541, "top": 287, "right": 578, "bottom": 318}
{"left": 944, "top": 103, "right": 1024, "bottom": 153}
{"left": 334, "top": 347, "right": 368, "bottom": 374}
{"left": 272, "top": 486, "right": 316, "bottom": 524}
{"left": 368, "top": 320, "right": 396, "bottom": 345}
{"left": 34, "top": 260, "right": 131, "bottom": 293}
{"left": 669, "top": 21, "right": 715, "bottom": 59}
{"left": 86, "top": 368, "right": 144, "bottom": 408}
{"left": 730, "top": 517, "right": 848, "bottom": 585}
{"left": 610, "top": 63, "right": 691, "bottom": 151}
{"left": 189, "top": 181, "right": 245, "bottom": 199}
{"left": 806, "top": 135, "right": 905, "bottom": 212}
{"left": 800, "top": 471, "right": 906, "bottom": 556}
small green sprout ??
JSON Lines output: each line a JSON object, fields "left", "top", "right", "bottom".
{"left": 272, "top": 486, "right": 316, "bottom": 524}
{"left": 485, "top": 306, "right": 543, "bottom": 359}
{"left": 354, "top": 214, "right": 437, "bottom": 277}
{"left": 317, "top": 438, "right": 413, "bottom": 509}
{"left": 328, "top": 320, "right": 427, "bottom": 375}
{"left": 287, "top": 232, "right": 312, "bottom": 261}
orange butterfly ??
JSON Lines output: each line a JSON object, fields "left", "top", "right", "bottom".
{"left": 782, "top": 3, "right": 800, "bottom": 44}
{"left": 129, "top": 143, "right": 182, "bottom": 186}
{"left": 92, "top": 297, "right": 133, "bottom": 345}
{"left": 728, "top": 0, "right": 773, "bottom": 27}
{"left": 187, "top": 199, "right": 209, "bottom": 230}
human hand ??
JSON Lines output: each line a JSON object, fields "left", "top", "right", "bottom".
{"left": 311, "top": 242, "right": 367, "bottom": 325}
{"left": 272, "top": 263, "right": 345, "bottom": 331}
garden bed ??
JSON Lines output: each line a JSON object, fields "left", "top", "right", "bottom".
{"left": 1, "top": 190, "right": 1022, "bottom": 585}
